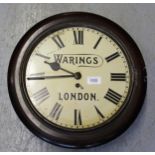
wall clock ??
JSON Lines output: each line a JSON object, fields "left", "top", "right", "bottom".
{"left": 8, "top": 12, "right": 147, "bottom": 148}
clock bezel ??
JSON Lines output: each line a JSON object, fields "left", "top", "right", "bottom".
{"left": 8, "top": 12, "right": 147, "bottom": 148}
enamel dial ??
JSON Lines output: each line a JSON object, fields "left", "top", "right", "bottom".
{"left": 25, "top": 27, "right": 130, "bottom": 129}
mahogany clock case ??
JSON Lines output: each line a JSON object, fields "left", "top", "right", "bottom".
{"left": 8, "top": 12, "right": 147, "bottom": 148}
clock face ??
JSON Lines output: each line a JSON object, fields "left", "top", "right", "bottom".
{"left": 8, "top": 12, "right": 146, "bottom": 147}
{"left": 25, "top": 27, "right": 130, "bottom": 129}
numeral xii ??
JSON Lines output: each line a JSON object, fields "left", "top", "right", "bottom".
{"left": 73, "top": 30, "right": 84, "bottom": 44}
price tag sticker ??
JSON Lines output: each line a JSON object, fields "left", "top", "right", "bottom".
{"left": 87, "top": 76, "right": 101, "bottom": 85}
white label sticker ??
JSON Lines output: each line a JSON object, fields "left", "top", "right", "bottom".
{"left": 87, "top": 77, "right": 101, "bottom": 85}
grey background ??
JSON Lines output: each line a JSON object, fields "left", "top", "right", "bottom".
{"left": 0, "top": 3, "right": 154, "bottom": 152}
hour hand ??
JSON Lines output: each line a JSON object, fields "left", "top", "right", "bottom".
{"left": 44, "top": 61, "right": 60, "bottom": 71}
{"left": 44, "top": 61, "right": 75, "bottom": 75}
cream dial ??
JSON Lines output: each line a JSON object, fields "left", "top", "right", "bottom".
{"left": 25, "top": 27, "right": 130, "bottom": 129}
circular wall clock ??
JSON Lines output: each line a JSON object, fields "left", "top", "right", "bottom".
{"left": 8, "top": 12, "right": 147, "bottom": 148}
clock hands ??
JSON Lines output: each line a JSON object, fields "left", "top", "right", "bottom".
{"left": 27, "top": 61, "right": 82, "bottom": 80}
{"left": 27, "top": 75, "right": 75, "bottom": 80}
{"left": 44, "top": 61, "right": 75, "bottom": 75}
{"left": 44, "top": 61, "right": 82, "bottom": 80}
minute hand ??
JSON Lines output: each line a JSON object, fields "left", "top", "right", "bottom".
{"left": 27, "top": 75, "right": 75, "bottom": 80}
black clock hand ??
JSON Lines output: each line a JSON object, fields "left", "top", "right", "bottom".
{"left": 27, "top": 75, "right": 75, "bottom": 80}
{"left": 44, "top": 61, "right": 75, "bottom": 75}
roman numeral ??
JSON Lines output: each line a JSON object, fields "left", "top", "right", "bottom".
{"left": 104, "top": 89, "right": 122, "bottom": 104}
{"left": 32, "top": 87, "right": 49, "bottom": 104}
{"left": 93, "top": 37, "right": 102, "bottom": 49}
{"left": 49, "top": 103, "right": 63, "bottom": 120}
{"left": 52, "top": 35, "right": 65, "bottom": 48}
{"left": 36, "top": 53, "right": 50, "bottom": 59}
{"left": 105, "top": 52, "right": 120, "bottom": 62}
{"left": 111, "top": 73, "right": 126, "bottom": 81}
{"left": 73, "top": 30, "right": 84, "bottom": 44}
{"left": 94, "top": 106, "right": 104, "bottom": 119}
{"left": 74, "top": 109, "right": 82, "bottom": 125}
